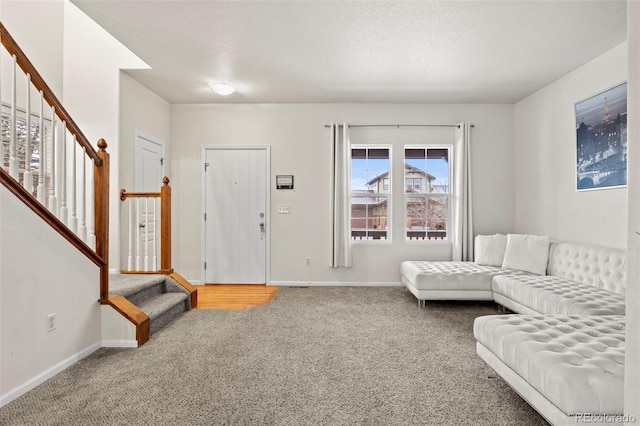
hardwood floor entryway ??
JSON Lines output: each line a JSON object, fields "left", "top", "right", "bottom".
{"left": 195, "top": 284, "right": 278, "bottom": 309}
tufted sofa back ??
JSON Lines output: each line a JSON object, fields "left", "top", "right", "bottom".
{"left": 547, "top": 242, "right": 627, "bottom": 295}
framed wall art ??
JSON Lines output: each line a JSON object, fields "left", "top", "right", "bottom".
{"left": 575, "top": 82, "right": 627, "bottom": 191}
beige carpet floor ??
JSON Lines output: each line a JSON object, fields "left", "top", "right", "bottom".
{"left": 0, "top": 286, "right": 547, "bottom": 426}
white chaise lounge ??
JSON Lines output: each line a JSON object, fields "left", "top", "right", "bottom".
{"left": 474, "top": 315, "right": 625, "bottom": 426}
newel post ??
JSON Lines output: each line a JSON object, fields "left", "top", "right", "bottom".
{"left": 160, "top": 176, "right": 173, "bottom": 274}
{"left": 94, "top": 139, "right": 110, "bottom": 301}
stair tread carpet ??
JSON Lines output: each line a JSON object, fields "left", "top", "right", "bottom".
{"left": 109, "top": 274, "right": 166, "bottom": 297}
{"left": 139, "top": 292, "right": 189, "bottom": 320}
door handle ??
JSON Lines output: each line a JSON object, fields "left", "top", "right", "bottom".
{"left": 139, "top": 223, "right": 146, "bottom": 228}
{"left": 259, "top": 222, "right": 265, "bottom": 232}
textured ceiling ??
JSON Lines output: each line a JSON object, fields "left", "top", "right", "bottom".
{"left": 71, "top": 0, "right": 627, "bottom": 104}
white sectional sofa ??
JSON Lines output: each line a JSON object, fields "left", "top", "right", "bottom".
{"left": 400, "top": 234, "right": 628, "bottom": 426}
{"left": 401, "top": 237, "right": 626, "bottom": 315}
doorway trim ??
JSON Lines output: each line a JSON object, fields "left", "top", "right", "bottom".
{"left": 201, "top": 145, "right": 271, "bottom": 285}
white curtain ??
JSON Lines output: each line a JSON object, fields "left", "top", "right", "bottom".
{"left": 329, "top": 123, "right": 352, "bottom": 268}
{"left": 452, "top": 122, "right": 474, "bottom": 261}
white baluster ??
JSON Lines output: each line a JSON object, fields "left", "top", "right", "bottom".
{"left": 152, "top": 197, "right": 158, "bottom": 270}
{"left": 86, "top": 162, "right": 96, "bottom": 250}
{"left": 58, "top": 123, "right": 68, "bottom": 224}
{"left": 36, "top": 91, "right": 46, "bottom": 203}
{"left": 23, "top": 73, "right": 33, "bottom": 192}
{"left": 127, "top": 199, "right": 134, "bottom": 270}
{"left": 135, "top": 197, "right": 141, "bottom": 270}
{"left": 9, "top": 55, "right": 18, "bottom": 179}
{"left": 144, "top": 197, "right": 150, "bottom": 271}
{"left": 79, "top": 151, "right": 87, "bottom": 242}
{"left": 68, "top": 134, "right": 77, "bottom": 233}
{"left": 48, "top": 109, "right": 57, "bottom": 214}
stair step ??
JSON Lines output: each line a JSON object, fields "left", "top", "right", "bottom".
{"left": 139, "top": 292, "right": 190, "bottom": 334}
{"left": 109, "top": 274, "right": 166, "bottom": 298}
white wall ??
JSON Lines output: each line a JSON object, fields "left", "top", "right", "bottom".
{"left": 0, "top": 0, "right": 64, "bottom": 98}
{"left": 625, "top": 1, "right": 640, "bottom": 417}
{"left": 0, "top": 186, "right": 101, "bottom": 406}
{"left": 119, "top": 73, "right": 171, "bottom": 190}
{"left": 513, "top": 42, "right": 628, "bottom": 248}
{"left": 62, "top": 1, "right": 149, "bottom": 271}
{"left": 170, "top": 103, "right": 515, "bottom": 283}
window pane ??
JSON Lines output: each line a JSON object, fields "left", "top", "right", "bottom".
{"left": 351, "top": 196, "right": 388, "bottom": 240}
{"left": 406, "top": 196, "right": 448, "bottom": 240}
{"left": 427, "top": 148, "right": 449, "bottom": 193}
{"left": 352, "top": 147, "right": 390, "bottom": 193}
{"left": 405, "top": 147, "right": 450, "bottom": 195}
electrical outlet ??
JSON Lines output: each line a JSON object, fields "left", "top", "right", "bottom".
{"left": 305, "top": 257, "right": 311, "bottom": 266}
{"left": 47, "top": 313, "right": 56, "bottom": 332}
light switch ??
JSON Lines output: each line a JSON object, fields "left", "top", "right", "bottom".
{"left": 278, "top": 204, "right": 290, "bottom": 214}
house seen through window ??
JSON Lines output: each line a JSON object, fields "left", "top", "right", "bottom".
{"left": 350, "top": 145, "right": 451, "bottom": 242}
{"left": 351, "top": 146, "right": 390, "bottom": 241}
{"left": 405, "top": 147, "right": 450, "bottom": 241}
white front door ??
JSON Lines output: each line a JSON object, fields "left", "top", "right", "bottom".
{"left": 204, "top": 148, "right": 268, "bottom": 284}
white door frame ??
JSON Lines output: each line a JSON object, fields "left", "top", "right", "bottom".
{"left": 201, "top": 145, "right": 271, "bottom": 285}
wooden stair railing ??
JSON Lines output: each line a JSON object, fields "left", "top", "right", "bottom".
{"left": 120, "top": 177, "right": 197, "bottom": 308}
{"left": 0, "top": 21, "right": 110, "bottom": 299}
{"left": 120, "top": 176, "right": 172, "bottom": 274}
{"left": 0, "top": 23, "right": 152, "bottom": 345}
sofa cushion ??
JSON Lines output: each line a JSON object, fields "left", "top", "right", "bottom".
{"left": 473, "top": 315, "right": 624, "bottom": 416}
{"left": 547, "top": 241, "right": 626, "bottom": 295}
{"left": 474, "top": 234, "right": 507, "bottom": 267}
{"left": 491, "top": 274, "right": 626, "bottom": 315}
{"left": 401, "top": 261, "right": 509, "bottom": 292}
{"left": 501, "top": 234, "right": 550, "bottom": 275}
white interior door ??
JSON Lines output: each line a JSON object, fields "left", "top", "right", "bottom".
{"left": 135, "top": 135, "right": 163, "bottom": 191}
{"left": 204, "top": 148, "right": 267, "bottom": 284}
{"left": 134, "top": 135, "right": 164, "bottom": 270}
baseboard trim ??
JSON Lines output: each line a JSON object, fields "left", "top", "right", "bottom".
{"left": 270, "top": 281, "right": 403, "bottom": 287}
{"left": 102, "top": 339, "right": 138, "bottom": 348}
{"left": 0, "top": 341, "right": 102, "bottom": 408}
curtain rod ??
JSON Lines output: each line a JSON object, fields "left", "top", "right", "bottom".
{"left": 324, "top": 124, "right": 474, "bottom": 128}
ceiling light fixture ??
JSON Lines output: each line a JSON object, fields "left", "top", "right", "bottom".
{"left": 210, "top": 82, "right": 235, "bottom": 96}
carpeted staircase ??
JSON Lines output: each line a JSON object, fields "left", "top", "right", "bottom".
{"left": 109, "top": 274, "right": 192, "bottom": 334}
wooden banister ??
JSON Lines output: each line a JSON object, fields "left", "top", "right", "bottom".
{"left": 120, "top": 190, "right": 160, "bottom": 200}
{"left": 0, "top": 21, "right": 101, "bottom": 166}
{"left": 94, "top": 139, "right": 110, "bottom": 301}
{"left": 3, "top": 20, "right": 116, "bottom": 341}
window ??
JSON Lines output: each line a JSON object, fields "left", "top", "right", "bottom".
{"left": 382, "top": 178, "right": 390, "bottom": 191}
{"left": 1, "top": 107, "right": 53, "bottom": 196}
{"left": 405, "top": 178, "right": 421, "bottom": 191}
{"left": 351, "top": 146, "right": 390, "bottom": 241}
{"left": 404, "top": 147, "right": 450, "bottom": 241}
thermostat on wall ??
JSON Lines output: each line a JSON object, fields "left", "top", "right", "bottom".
{"left": 276, "top": 175, "right": 294, "bottom": 190}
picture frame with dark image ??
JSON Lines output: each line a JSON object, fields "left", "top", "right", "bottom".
{"left": 575, "top": 82, "right": 627, "bottom": 191}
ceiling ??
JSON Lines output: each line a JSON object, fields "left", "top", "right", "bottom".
{"left": 70, "top": 0, "right": 627, "bottom": 104}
